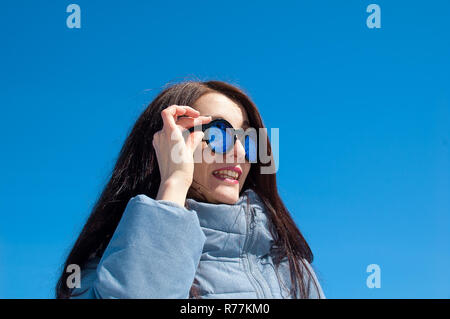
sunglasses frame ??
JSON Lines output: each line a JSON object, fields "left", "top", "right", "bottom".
{"left": 186, "top": 118, "right": 258, "bottom": 162}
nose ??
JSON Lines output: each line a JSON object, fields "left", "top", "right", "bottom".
{"left": 233, "top": 137, "right": 247, "bottom": 163}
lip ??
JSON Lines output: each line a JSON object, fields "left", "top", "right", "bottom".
{"left": 211, "top": 166, "right": 242, "bottom": 184}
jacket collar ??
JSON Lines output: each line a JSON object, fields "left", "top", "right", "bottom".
{"left": 185, "top": 188, "right": 274, "bottom": 257}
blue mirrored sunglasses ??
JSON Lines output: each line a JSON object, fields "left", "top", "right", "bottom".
{"left": 186, "top": 118, "right": 257, "bottom": 163}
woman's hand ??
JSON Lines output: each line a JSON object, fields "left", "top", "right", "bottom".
{"left": 153, "top": 105, "right": 211, "bottom": 205}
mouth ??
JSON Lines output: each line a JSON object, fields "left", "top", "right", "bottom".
{"left": 212, "top": 166, "right": 242, "bottom": 185}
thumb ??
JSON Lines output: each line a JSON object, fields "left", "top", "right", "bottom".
{"left": 190, "top": 131, "right": 204, "bottom": 152}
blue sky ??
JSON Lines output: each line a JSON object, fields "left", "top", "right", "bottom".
{"left": 0, "top": 0, "right": 449, "bottom": 298}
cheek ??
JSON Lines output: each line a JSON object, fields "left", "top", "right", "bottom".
{"left": 241, "top": 164, "right": 252, "bottom": 180}
{"left": 193, "top": 161, "right": 214, "bottom": 183}
{"left": 193, "top": 144, "right": 207, "bottom": 178}
{"left": 193, "top": 162, "right": 206, "bottom": 180}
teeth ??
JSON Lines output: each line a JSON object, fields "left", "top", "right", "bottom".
{"left": 213, "top": 169, "right": 239, "bottom": 180}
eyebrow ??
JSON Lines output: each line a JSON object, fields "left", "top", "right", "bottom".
{"left": 206, "top": 115, "right": 250, "bottom": 129}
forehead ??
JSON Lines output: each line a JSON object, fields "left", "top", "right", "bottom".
{"left": 193, "top": 93, "right": 250, "bottom": 128}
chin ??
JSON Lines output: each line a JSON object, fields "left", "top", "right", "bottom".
{"left": 211, "top": 187, "right": 240, "bottom": 204}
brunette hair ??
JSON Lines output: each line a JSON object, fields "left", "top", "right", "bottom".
{"left": 55, "top": 80, "right": 320, "bottom": 298}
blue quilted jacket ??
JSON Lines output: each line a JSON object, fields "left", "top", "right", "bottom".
{"left": 70, "top": 188, "right": 325, "bottom": 299}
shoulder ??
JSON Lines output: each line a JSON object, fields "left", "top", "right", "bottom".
{"left": 276, "top": 257, "right": 326, "bottom": 299}
{"left": 301, "top": 258, "right": 326, "bottom": 299}
{"left": 69, "top": 257, "right": 101, "bottom": 299}
{"left": 127, "top": 194, "right": 189, "bottom": 211}
{"left": 126, "top": 194, "right": 156, "bottom": 207}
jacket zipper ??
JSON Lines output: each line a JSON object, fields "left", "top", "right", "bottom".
{"left": 241, "top": 199, "right": 271, "bottom": 298}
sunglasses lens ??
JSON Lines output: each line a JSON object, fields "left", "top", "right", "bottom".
{"left": 205, "top": 122, "right": 234, "bottom": 153}
{"left": 205, "top": 120, "right": 257, "bottom": 162}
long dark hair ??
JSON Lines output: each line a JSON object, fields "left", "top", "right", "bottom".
{"left": 55, "top": 80, "right": 319, "bottom": 298}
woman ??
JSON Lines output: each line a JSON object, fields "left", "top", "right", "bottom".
{"left": 55, "top": 80, "right": 325, "bottom": 299}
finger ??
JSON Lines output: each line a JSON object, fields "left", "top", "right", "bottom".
{"left": 188, "top": 131, "right": 205, "bottom": 151}
{"left": 161, "top": 105, "right": 183, "bottom": 130}
{"left": 161, "top": 105, "right": 189, "bottom": 131}
{"left": 161, "top": 105, "right": 201, "bottom": 131}
{"left": 176, "top": 115, "right": 212, "bottom": 130}
{"left": 177, "top": 105, "right": 201, "bottom": 118}
{"left": 152, "top": 131, "right": 159, "bottom": 149}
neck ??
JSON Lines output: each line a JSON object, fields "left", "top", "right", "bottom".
{"left": 185, "top": 188, "right": 274, "bottom": 257}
